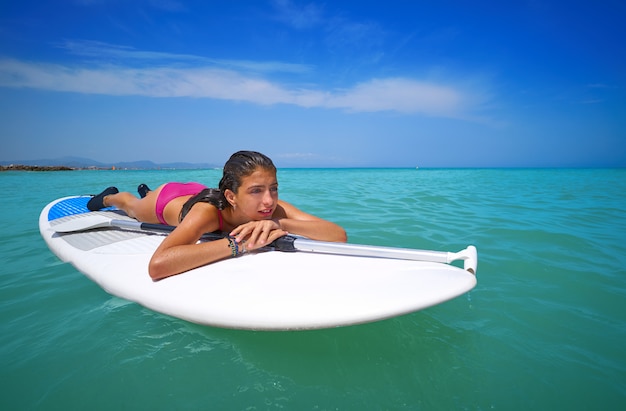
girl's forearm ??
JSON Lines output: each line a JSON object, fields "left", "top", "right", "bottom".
{"left": 149, "top": 238, "right": 234, "bottom": 280}
{"left": 277, "top": 218, "right": 347, "bottom": 243}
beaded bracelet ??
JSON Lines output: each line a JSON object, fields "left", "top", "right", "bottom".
{"left": 227, "top": 237, "right": 238, "bottom": 257}
{"left": 226, "top": 236, "right": 247, "bottom": 257}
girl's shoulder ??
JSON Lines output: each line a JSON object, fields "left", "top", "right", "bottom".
{"left": 179, "top": 201, "right": 222, "bottom": 233}
{"left": 188, "top": 200, "right": 219, "bottom": 214}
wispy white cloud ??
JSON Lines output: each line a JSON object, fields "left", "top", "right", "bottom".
{"left": 324, "top": 19, "right": 385, "bottom": 52}
{"left": 270, "top": 0, "right": 324, "bottom": 29}
{"left": 148, "top": 0, "right": 187, "bottom": 12}
{"left": 325, "top": 78, "right": 462, "bottom": 115}
{"left": 274, "top": 152, "right": 318, "bottom": 159}
{"left": 579, "top": 99, "right": 604, "bottom": 104}
{"left": 0, "top": 44, "right": 488, "bottom": 119}
{"left": 587, "top": 83, "right": 609, "bottom": 89}
{"left": 0, "top": 58, "right": 293, "bottom": 102}
{"left": 270, "top": 0, "right": 386, "bottom": 61}
{"left": 56, "top": 40, "right": 312, "bottom": 74}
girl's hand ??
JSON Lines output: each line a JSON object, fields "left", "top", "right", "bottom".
{"left": 230, "top": 220, "right": 288, "bottom": 250}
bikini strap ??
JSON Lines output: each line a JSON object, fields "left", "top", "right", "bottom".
{"left": 217, "top": 208, "right": 224, "bottom": 231}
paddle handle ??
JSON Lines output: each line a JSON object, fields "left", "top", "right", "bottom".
{"left": 273, "top": 236, "right": 477, "bottom": 273}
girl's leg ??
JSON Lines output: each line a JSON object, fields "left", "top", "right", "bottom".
{"left": 103, "top": 192, "right": 140, "bottom": 216}
{"left": 104, "top": 189, "right": 162, "bottom": 224}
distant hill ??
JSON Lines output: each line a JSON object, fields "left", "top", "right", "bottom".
{"left": 0, "top": 156, "right": 219, "bottom": 170}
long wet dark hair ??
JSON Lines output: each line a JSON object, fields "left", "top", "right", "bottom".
{"left": 179, "top": 151, "right": 277, "bottom": 222}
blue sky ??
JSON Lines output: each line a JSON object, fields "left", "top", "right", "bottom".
{"left": 1, "top": 0, "right": 624, "bottom": 167}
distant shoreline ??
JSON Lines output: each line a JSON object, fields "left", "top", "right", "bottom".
{"left": 1, "top": 165, "right": 76, "bottom": 172}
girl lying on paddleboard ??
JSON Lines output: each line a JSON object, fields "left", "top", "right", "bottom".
{"left": 87, "top": 150, "right": 347, "bottom": 280}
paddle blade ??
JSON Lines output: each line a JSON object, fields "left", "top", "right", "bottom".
{"left": 52, "top": 214, "right": 112, "bottom": 233}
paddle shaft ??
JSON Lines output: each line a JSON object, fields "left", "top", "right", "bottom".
{"left": 56, "top": 218, "right": 477, "bottom": 272}
{"left": 107, "top": 219, "right": 477, "bottom": 272}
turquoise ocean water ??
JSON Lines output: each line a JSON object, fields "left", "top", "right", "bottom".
{"left": 1, "top": 168, "right": 625, "bottom": 410}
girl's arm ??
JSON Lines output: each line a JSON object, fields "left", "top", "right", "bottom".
{"left": 230, "top": 200, "right": 347, "bottom": 248}
{"left": 149, "top": 201, "right": 347, "bottom": 280}
{"left": 148, "top": 203, "right": 231, "bottom": 281}
{"left": 275, "top": 200, "right": 347, "bottom": 242}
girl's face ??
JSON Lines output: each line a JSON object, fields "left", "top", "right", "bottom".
{"left": 228, "top": 167, "right": 278, "bottom": 221}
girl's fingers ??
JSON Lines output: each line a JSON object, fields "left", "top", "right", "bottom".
{"left": 230, "top": 221, "right": 282, "bottom": 248}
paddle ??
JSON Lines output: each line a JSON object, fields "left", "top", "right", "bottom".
{"left": 52, "top": 215, "right": 477, "bottom": 273}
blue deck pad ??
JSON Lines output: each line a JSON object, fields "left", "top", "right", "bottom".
{"left": 47, "top": 197, "right": 115, "bottom": 221}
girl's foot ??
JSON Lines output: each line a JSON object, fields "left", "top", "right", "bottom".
{"left": 137, "top": 184, "right": 151, "bottom": 198}
{"left": 87, "top": 187, "right": 119, "bottom": 211}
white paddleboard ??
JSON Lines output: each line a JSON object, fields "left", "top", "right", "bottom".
{"left": 39, "top": 196, "right": 477, "bottom": 330}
